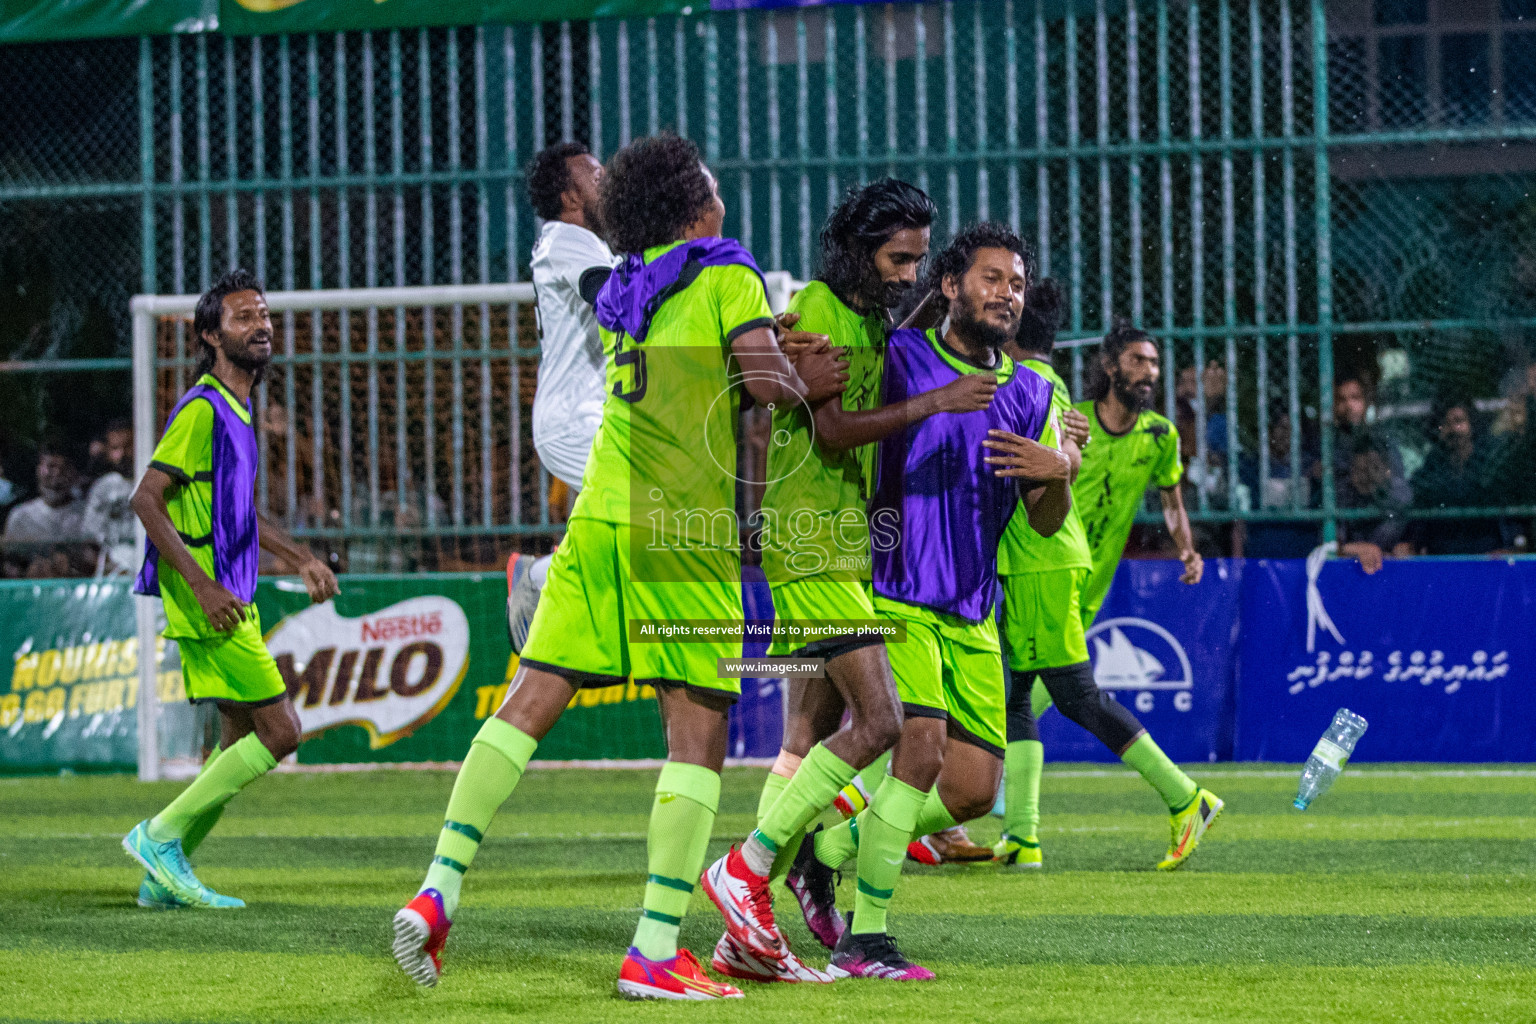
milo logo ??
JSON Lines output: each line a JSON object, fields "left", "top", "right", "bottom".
{"left": 267, "top": 596, "right": 470, "bottom": 749}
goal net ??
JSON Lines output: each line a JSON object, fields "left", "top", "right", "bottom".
{"left": 130, "top": 277, "right": 798, "bottom": 780}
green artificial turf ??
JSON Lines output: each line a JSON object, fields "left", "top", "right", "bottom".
{"left": 0, "top": 764, "right": 1531, "bottom": 1023}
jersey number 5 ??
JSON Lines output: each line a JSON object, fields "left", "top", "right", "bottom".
{"left": 612, "top": 332, "right": 647, "bottom": 403}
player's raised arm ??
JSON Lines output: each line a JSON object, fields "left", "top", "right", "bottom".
{"left": 256, "top": 513, "right": 338, "bottom": 605}
{"left": 812, "top": 369, "right": 996, "bottom": 453}
{"left": 1158, "top": 483, "right": 1204, "bottom": 584}
{"left": 130, "top": 465, "right": 245, "bottom": 633}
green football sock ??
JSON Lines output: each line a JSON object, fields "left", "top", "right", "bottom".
{"left": 755, "top": 769, "right": 803, "bottom": 882}
{"left": 812, "top": 815, "right": 859, "bottom": 869}
{"left": 421, "top": 717, "right": 538, "bottom": 919}
{"left": 1031, "top": 676, "right": 1054, "bottom": 718}
{"left": 743, "top": 743, "right": 856, "bottom": 876}
{"left": 756, "top": 769, "right": 791, "bottom": 825}
{"left": 1003, "top": 740, "right": 1044, "bottom": 840}
{"left": 632, "top": 761, "right": 720, "bottom": 962}
{"left": 910, "top": 785, "right": 960, "bottom": 839}
{"left": 180, "top": 744, "right": 224, "bottom": 857}
{"left": 1121, "top": 733, "right": 1198, "bottom": 811}
{"left": 147, "top": 734, "right": 276, "bottom": 844}
{"left": 850, "top": 776, "right": 926, "bottom": 935}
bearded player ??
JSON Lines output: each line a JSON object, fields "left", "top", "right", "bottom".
{"left": 781, "top": 225, "right": 1070, "bottom": 979}
{"left": 703, "top": 179, "right": 1008, "bottom": 983}
{"left": 999, "top": 318, "right": 1222, "bottom": 871}
{"left": 123, "top": 269, "right": 339, "bottom": 909}
{"left": 390, "top": 135, "right": 846, "bottom": 1001}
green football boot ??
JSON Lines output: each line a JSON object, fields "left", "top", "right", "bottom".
{"left": 993, "top": 833, "right": 1043, "bottom": 870}
{"left": 137, "top": 874, "right": 187, "bottom": 910}
{"left": 1156, "top": 788, "right": 1224, "bottom": 871}
{"left": 123, "top": 820, "right": 245, "bottom": 909}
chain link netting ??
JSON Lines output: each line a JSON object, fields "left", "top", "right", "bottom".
{"left": 3, "top": 0, "right": 1535, "bottom": 556}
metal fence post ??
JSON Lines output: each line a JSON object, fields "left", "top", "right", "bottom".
{"left": 131, "top": 300, "right": 160, "bottom": 782}
{"left": 1312, "top": 0, "right": 1336, "bottom": 542}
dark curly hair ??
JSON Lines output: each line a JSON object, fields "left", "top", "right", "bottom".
{"left": 526, "top": 141, "right": 590, "bottom": 221}
{"left": 598, "top": 135, "right": 717, "bottom": 256}
{"left": 815, "top": 178, "right": 936, "bottom": 306}
{"left": 193, "top": 268, "right": 266, "bottom": 378}
{"left": 1085, "top": 316, "right": 1156, "bottom": 401}
{"left": 923, "top": 222, "right": 1033, "bottom": 318}
{"left": 1015, "top": 277, "right": 1066, "bottom": 356}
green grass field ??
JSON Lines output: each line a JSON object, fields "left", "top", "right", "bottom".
{"left": 1, "top": 764, "right": 1531, "bottom": 1023}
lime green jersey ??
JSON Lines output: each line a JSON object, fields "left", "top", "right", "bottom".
{"left": 760, "top": 281, "right": 886, "bottom": 582}
{"left": 1073, "top": 400, "right": 1183, "bottom": 612}
{"left": 147, "top": 374, "right": 254, "bottom": 639}
{"left": 574, "top": 240, "right": 774, "bottom": 555}
{"left": 997, "top": 357, "right": 1093, "bottom": 575}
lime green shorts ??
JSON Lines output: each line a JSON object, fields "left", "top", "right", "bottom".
{"left": 520, "top": 516, "right": 743, "bottom": 701}
{"left": 767, "top": 576, "right": 882, "bottom": 658}
{"left": 1079, "top": 562, "right": 1116, "bottom": 633}
{"left": 1001, "top": 567, "right": 1092, "bottom": 672}
{"left": 874, "top": 595, "right": 1005, "bottom": 756}
{"left": 176, "top": 608, "right": 289, "bottom": 706}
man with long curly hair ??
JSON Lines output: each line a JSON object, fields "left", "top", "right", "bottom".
{"left": 390, "top": 135, "right": 845, "bottom": 1001}
{"left": 709, "top": 180, "right": 1001, "bottom": 980}
{"left": 782, "top": 224, "right": 1072, "bottom": 980}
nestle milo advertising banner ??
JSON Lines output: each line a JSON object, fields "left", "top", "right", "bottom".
{"left": 260, "top": 573, "right": 667, "bottom": 764}
{"left": 0, "top": 573, "right": 670, "bottom": 772}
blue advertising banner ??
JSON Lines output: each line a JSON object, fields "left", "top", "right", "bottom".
{"left": 1030, "top": 559, "right": 1240, "bottom": 764}
{"left": 1234, "top": 557, "right": 1536, "bottom": 762}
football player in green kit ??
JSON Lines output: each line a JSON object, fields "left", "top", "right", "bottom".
{"left": 391, "top": 135, "right": 848, "bottom": 1000}
{"left": 996, "top": 309, "right": 1223, "bottom": 871}
{"left": 703, "top": 179, "right": 1001, "bottom": 982}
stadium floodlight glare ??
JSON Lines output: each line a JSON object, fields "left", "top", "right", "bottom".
{"left": 129, "top": 274, "right": 800, "bottom": 781}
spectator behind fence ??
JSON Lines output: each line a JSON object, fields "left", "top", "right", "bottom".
{"left": 1329, "top": 376, "right": 1412, "bottom": 505}
{"left": 2, "top": 437, "right": 93, "bottom": 577}
{"left": 1489, "top": 360, "right": 1536, "bottom": 512}
{"left": 82, "top": 418, "right": 138, "bottom": 574}
{"left": 1238, "top": 412, "right": 1321, "bottom": 558}
{"left": 1337, "top": 431, "right": 1412, "bottom": 562}
{"left": 1409, "top": 399, "right": 1505, "bottom": 555}
{"left": 85, "top": 418, "right": 133, "bottom": 483}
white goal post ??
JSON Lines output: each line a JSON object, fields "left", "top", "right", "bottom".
{"left": 129, "top": 273, "right": 801, "bottom": 781}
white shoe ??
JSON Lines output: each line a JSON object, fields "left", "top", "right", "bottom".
{"left": 710, "top": 932, "right": 832, "bottom": 984}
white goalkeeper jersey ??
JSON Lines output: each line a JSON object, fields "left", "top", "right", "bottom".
{"left": 530, "top": 219, "right": 615, "bottom": 488}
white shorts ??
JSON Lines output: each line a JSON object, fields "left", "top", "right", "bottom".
{"left": 534, "top": 423, "right": 598, "bottom": 490}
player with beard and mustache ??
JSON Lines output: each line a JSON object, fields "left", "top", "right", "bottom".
{"left": 782, "top": 223, "right": 1071, "bottom": 980}
{"left": 703, "top": 179, "right": 1002, "bottom": 983}
{"left": 987, "top": 304, "right": 1223, "bottom": 874}
{"left": 124, "top": 269, "right": 339, "bottom": 910}
{"left": 1024, "top": 318, "right": 1222, "bottom": 871}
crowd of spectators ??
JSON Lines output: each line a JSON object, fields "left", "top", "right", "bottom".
{"left": 0, "top": 420, "right": 138, "bottom": 579}
{"left": 1170, "top": 363, "right": 1535, "bottom": 567}
{"left": 7, "top": 358, "right": 1534, "bottom": 580}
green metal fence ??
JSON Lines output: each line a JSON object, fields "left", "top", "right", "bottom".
{"left": 2, "top": 0, "right": 1534, "bottom": 554}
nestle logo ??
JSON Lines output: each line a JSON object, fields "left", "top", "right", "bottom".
{"left": 360, "top": 612, "right": 442, "bottom": 643}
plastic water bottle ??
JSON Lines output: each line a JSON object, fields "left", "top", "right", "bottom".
{"left": 1293, "top": 708, "right": 1368, "bottom": 810}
